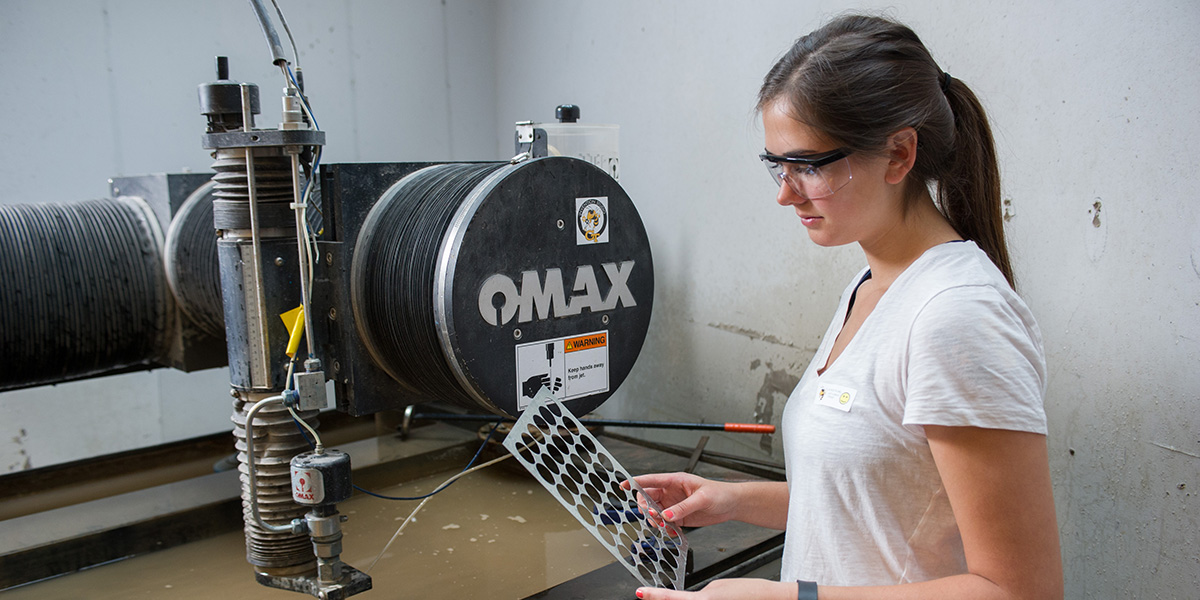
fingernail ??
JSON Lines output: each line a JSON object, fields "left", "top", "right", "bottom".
{"left": 636, "top": 590, "right": 644, "bottom": 599}
{"left": 662, "top": 510, "right": 674, "bottom": 520}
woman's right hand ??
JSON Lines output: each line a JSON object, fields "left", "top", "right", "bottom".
{"left": 622, "top": 472, "right": 743, "bottom": 528}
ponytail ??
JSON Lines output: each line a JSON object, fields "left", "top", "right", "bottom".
{"left": 759, "top": 14, "right": 1015, "bottom": 287}
{"left": 936, "top": 76, "right": 1012, "bottom": 285}
{"left": 939, "top": 78, "right": 1014, "bottom": 287}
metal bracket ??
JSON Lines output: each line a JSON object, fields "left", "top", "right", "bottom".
{"left": 513, "top": 120, "right": 548, "bottom": 158}
{"left": 516, "top": 120, "right": 535, "bottom": 144}
{"left": 294, "top": 370, "right": 328, "bottom": 411}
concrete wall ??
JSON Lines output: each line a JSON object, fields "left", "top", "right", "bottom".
{"left": 491, "top": 1, "right": 1199, "bottom": 597}
{"left": 1, "top": 0, "right": 1196, "bottom": 597}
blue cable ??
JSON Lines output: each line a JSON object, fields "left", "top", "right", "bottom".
{"left": 302, "top": 146, "right": 323, "bottom": 215}
{"left": 289, "top": 409, "right": 501, "bottom": 501}
{"left": 283, "top": 63, "right": 323, "bottom": 223}
{"left": 352, "top": 423, "right": 500, "bottom": 501}
{"left": 284, "top": 63, "right": 319, "bottom": 130}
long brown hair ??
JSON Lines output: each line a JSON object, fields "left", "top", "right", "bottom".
{"left": 758, "top": 14, "right": 1013, "bottom": 286}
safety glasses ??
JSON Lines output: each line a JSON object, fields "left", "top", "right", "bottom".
{"left": 759, "top": 149, "right": 853, "bottom": 200}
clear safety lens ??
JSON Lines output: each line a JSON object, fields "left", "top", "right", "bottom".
{"left": 761, "top": 153, "right": 852, "bottom": 200}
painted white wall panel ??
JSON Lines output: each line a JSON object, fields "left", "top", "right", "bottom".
{"left": 491, "top": 2, "right": 1199, "bottom": 596}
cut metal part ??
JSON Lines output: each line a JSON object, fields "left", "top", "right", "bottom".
{"left": 502, "top": 389, "right": 688, "bottom": 590}
{"left": 254, "top": 563, "right": 372, "bottom": 600}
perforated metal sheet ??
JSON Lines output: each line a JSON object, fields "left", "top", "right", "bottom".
{"left": 502, "top": 389, "right": 688, "bottom": 590}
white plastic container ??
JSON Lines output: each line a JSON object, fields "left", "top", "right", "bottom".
{"left": 537, "top": 122, "right": 620, "bottom": 180}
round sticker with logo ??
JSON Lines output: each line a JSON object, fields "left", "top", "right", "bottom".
{"left": 577, "top": 198, "right": 608, "bottom": 243}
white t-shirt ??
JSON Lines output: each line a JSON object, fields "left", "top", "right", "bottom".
{"left": 779, "top": 241, "right": 1047, "bottom": 585}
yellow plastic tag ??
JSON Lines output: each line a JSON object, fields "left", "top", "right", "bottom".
{"left": 280, "top": 305, "right": 305, "bottom": 358}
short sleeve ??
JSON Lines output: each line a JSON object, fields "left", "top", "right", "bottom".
{"left": 902, "top": 285, "right": 1047, "bottom": 434}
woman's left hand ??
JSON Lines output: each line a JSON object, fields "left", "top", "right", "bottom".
{"left": 635, "top": 578, "right": 796, "bottom": 600}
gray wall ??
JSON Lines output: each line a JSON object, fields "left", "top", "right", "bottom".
{"left": 1, "top": 1, "right": 1196, "bottom": 597}
{"left": 492, "top": 3, "right": 1199, "bottom": 597}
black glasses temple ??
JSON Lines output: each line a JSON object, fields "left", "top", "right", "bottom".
{"left": 759, "top": 150, "right": 848, "bottom": 168}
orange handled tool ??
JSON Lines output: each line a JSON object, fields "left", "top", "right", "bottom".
{"left": 720, "top": 423, "right": 776, "bottom": 434}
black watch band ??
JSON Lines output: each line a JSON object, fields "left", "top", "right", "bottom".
{"left": 797, "top": 580, "right": 818, "bottom": 600}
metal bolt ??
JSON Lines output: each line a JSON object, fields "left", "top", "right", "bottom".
{"left": 329, "top": 308, "right": 337, "bottom": 320}
{"left": 601, "top": 314, "right": 609, "bottom": 325}
{"left": 333, "top": 360, "right": 340, "bottom": 372}
{"left": 556, "top": 219, "right": 565, "bottom": 230}
{"left": 326, "top": 252, "right": 333, "bottom": 265}
{"left": 274, "top": 257, "right": 284, "bottom": 266}
{"left": 513, "top": 329, "right": 522, "bottom": 340}
{"left": 229, "top": 388, "right": 238, "bottom": 398}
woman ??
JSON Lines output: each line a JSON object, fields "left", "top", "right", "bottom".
{"left": 629, "top": 14, "right": 1063, "bottom": 600}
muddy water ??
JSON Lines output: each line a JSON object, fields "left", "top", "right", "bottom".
{"left": 4, "top": 464, "right": 616, "bottom": 599}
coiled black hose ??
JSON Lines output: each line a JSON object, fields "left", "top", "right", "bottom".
{"left": 0, "top": 197, "right": 169, "bottom": 390}
{"left": 164, "top": 181, "right": 224, "bottom": 338}
{"left": 352, "top": 162, "right": 505, "bottom": 405}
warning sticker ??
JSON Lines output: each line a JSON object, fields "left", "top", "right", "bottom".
{"left": 565, "top": 332, "right": 607, "bottom": 353}
{"left": 515, "top": 330, "right": 610, "bottom": 410}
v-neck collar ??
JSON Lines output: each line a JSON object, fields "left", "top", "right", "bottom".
{"left": 815, "top": 241, "right": 971, "bottom": 378}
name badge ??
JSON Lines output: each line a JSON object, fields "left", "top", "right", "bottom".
{"left": 815, "top": 383, "right": 857, "bottom": 412}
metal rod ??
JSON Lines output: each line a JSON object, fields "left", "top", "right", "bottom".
{"left": 407, "top": 412, "right": 776, "bottom": 434}
{"left": 684, "top": 435, "right": 710, "bottom": 474}
{"left": 245, "top": 394, "right": 293, "bottom": 533}
{"left": 289, "top": 151, "right": 316, "bottom": 358}
{"left": 602, "top": 431, "right": 787, "bottom": 472}
{"left": 241, "top": 83, "right": 272, "bottom": 386}
{"left": 601, "top": 431, "right": 786, "bottom": 481}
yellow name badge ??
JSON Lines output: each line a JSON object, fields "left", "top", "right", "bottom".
{"left": 815, "top": 383, "right": 857, "bottom": 413}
